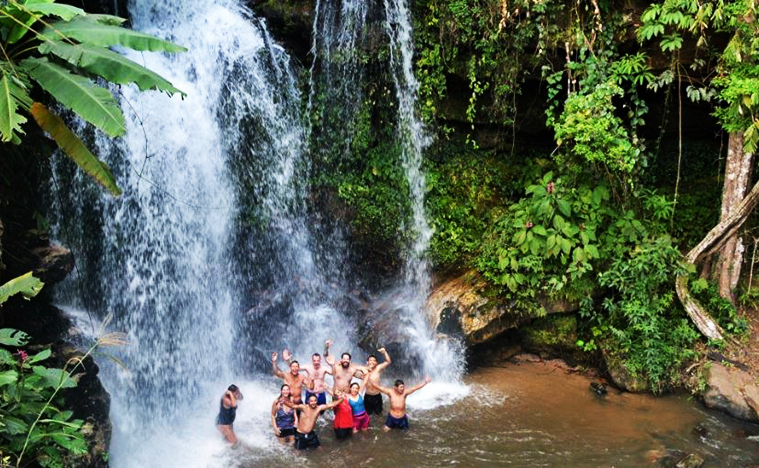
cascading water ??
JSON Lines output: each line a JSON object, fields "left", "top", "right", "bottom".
{"left": 381, "top": 0, "right": 466, "bottom": 383}
{"left": 48, "top": 0, "right": 318, "bottom": 465}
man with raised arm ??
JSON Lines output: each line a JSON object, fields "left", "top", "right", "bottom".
{"left": 300, "top": 340, "right": 334, "bottom": 405}
{"left": 363, "top": 347, "right": 391, "bottom": 415}
{"left": 376, "top": 376, "right": 431, "bottom": 430}
{"left": 327, "top": 349, "right": 369, "bottom": 394}
{"left": 271, "top": 351, "right": 308, "bottom": 404}
{"left": 284, "top": 392, "right": 344, "bottom": 450}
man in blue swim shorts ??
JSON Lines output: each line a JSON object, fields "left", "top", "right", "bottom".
{"left": 375, "top": 376, "right": 431, "bottom": 431}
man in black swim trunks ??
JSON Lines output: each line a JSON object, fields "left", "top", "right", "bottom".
{"left": 375, "top": 376, "right": 430, "bottom": 431}
{"left": 363, "top": 347, "right": 391, "bottom": 415}
{"left": 283, "top": 393, "right": 344, "bottom": 450}
{"left": 216, "top": 384, "right": 243, "bottom": 445}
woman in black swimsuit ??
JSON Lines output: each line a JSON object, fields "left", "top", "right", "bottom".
{"left": 271, "top": 384, "right": 298, "bottom": 444}
{"left": 216, "top": 384, "right": 243, "bottom": 445}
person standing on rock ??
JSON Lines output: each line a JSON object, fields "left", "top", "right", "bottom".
{"left": 271, "top": 351, "right": 308, "bottom": 404}
{"left": 216, "top": 384, "right": 243, "bottom": 445}
{"left": 363, "top": 347, "right": 391, "bottom": 416}
{"left": 376, "top": 377, "right": 431, "bottom": 430}
{"left": 326, "top": 347, "right": 369, "bottom": 393}
{"left": 300, "top": 340, "right": 334, "bottom": 405}
{"left": 283, "top": 393, "right": 345, "bottom": 450}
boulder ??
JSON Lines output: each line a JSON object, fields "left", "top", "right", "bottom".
{"left": 425, "top": 270, "right": 579, "bottom": 346}
{"left": 604, "top": 352, "right": 648, "bottom": 393}
{"left": 703, "top": 363, "right": 759, "bottom": 423}
{"left": 32, "top": 244, "right": 74, "bottom": 284}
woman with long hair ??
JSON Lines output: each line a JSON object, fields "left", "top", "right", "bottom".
{"left": 271, "top": 383, "right": 298, "bottom": 444}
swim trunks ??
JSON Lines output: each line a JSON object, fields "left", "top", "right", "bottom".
{"left": 294, "top": 430, "right": 320, "bottom": 450}
{"left": 385, "top": 414, "right": 409, "bottom": 430}
{"left": 277, "top": 428, "right": 295, "bottom": 438}
{"left": 353, "top": 411, "right": 370, "bottom": 430}
{"left": 364, "top": 393, "right": 383, "bottom": 415}
{"left": 305, "top": 390, "right": 327, "bottom": 405}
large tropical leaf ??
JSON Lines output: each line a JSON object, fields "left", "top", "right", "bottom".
{"left": 39, "top": 41, "right": 185, "bottom": 96}
{"left": 22, "top": 57, "right": 125, "bottom": 137}
{"left": 0, "top": 328, "right": 30, "bottom": 346}
{"left": 0, "top": 272, "right": 44, "bottom": 305}
{"left": 43, "top": 14, "right": 187, "bottom": 52}
{"left": 25, "top": 2, "right": 85, "bottom": 22}
{"left": 1, "top": 3, "right": 37, "bottom": 45}
{"left": 32, "top": 366, "right": 77, "bottom": 389}
{"left": 0, "top": 369, "right": 19, "bottom": 388}
{"left": 0, "top": 71, "right": 32, "bottom": 142}
{"left": 30, "top": 102, "right": 122, "bottom": 195}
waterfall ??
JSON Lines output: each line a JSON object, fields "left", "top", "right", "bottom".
{"left": 382, "top": 0, "right": 466, "bottom": 382}
{"left": 48, "top": 0, "right": 314, "bottom": 465}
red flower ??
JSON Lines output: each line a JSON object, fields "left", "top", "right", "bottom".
{"left": 547, "top": 181, "right": 555, "bottom": 193}
{"left": 526, "top": 221, "right": 534, "bottom": 228}
{"left": 15, "top": 350, "right": 28, "bottom": 363}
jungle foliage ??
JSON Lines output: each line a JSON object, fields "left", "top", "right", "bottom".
{"left": 0, "top": 0, "right": 186, "bottom": 196}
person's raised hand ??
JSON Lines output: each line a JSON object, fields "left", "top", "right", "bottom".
{"left": 271, "top": 352, "right": 278, "bottom": 362}
{"left": 282, "top": 349, "right": 292, "bottom": 361}
{"left": 325, "top": 339, "right": 333, "bottom": 348}
{"left": 378, "top": 347, "right": 386, "bottom": 354}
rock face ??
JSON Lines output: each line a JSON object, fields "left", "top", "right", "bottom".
{"left": 703, "top": 363, "right": 759, "bottom": 423}
{"left": 604, "top": 355, "right": 649, "bottom": 393}
{"left": 425, "top": 270, "right": 579, "bottom": 346}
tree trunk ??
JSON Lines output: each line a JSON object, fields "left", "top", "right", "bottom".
{"left": 716, "top": 132, "right": 754, "bottom": 302}
{"left": 677, "top": 174, "right": 759, "bottom": 340}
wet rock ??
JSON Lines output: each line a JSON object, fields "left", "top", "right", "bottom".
{"left": 703, "top": 363, "right": 759, "bottom": 423}
{"left": 674, "top": 453, "right": 704, "bottom": 468}
{"left": 646, "top": 449, "right": 685, "bottom": 466}
{"left": 691, "top": 423, "right": 709, "bottom": 439}
{"left": 604, "top": 353, "right": 648, "bottom": 393}
{"left": 425, "top": 270, "right": 579, "bottom": 346}
{"left": 31, "top": 243, "right": 74, "bottom": 284}
{"left": 510, "top": 353, "right": 542, "bottom": 364}
{"left": 590, "top": 381, "right": 607, "bottom": 397}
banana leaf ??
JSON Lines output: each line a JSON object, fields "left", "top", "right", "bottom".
{"left": 43, "top": 14, "right": 187, "bottom": 52}
{"left": 0, "top": 71, "right": 31, "bottom": 142}
{"left": 31, "top": 102, "right": 122, "bottom": 195}
{"left": 39, "top": 41, "right": 185, "bottom": 96}
{"left": 0, "top": 272, "right": 44, "bottom": 305}
{"left": 22, "top": 57, "right": 125, "bottom": 137}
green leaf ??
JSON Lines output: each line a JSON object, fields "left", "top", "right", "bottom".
{"left": 0, "top": 72, "right": 31, "bottom": 143}
{"left": 25, "top": 3, "right": 86, "bottom": 21}
{"left": 28, "top": 348, "right": 52, "bottom": 365}
{"left": 532, "top": 225, "right": 547, "bottom": 236}
{"left": 513, "top": 229, "right": 527, "bottom": 245}
{"left": 560, "top": 237, "right": 572, "bottom": 255}
{"left": 38, "top": 41, "right": 185, "bottom": 96}
{"left": 2, "top": 415, "right": 29, "bottom": 435}
{"left": 586, "top": 244, "right": 600, "bottom": 258}
{"left": 30, "top": 102, "right": 122, "bottom": 196}
{"left": 0, "top": 369, "right": 19, "bottom": 387}
{"left": 32, "top": 366, "right": 77, "bottom": 389}
{"left": 43, "top": 15, "right": 187, "bottom": 52}
{"left": 557, "top": 199, "right": 571, "bottom": 217}
{"left": 3, "top": 5, "right": 36, "bottom": 45}
{"left": 39, "top": 419, "right": 82, "bottom": 429}
{"left": 0, "top": 348, "right": 14, "bottom": 365}
{"left": 22, "top": 58, "right": 125, "bottom": 137}
{"left": 0, "top": 272, "right": 44, "bottom": 305}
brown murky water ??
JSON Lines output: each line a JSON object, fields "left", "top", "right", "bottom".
{"left": 232, "top": 363, "right": 759, "bottom": 467}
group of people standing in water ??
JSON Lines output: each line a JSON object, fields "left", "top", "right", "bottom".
{"left": 216, "top": 339, "right": 431, "bottom": 450}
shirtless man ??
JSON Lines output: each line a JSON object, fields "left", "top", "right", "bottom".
{"left": 327, "top": 350, "right": 369, "bottom": 394}
{"left": 300, "top": 340, "right": 334, "bottom": 405}
{"left": 363, "top": 347, "right": 391, "bottom": 415}
{"left": 271, "top": 352, "right": 308, "bottom": 404}
{"left": 376, "top": 376, "right": 431, "bottom": 430}
{"left": 284, "top": 393, "right": 344, "bottom": 450}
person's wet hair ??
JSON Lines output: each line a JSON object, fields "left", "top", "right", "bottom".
{"left": 228, "top": 384, "right": 239, "bottom": 392}
{"left": 280, "top": 384, "right": 290, "bottom": 392}
{"left": 350, "top": 382, "right": 360, "bottom": 389}
{"left": 290, "top": 360, "right": 299, "bottom": 367}
{"left": 308, "top": 394, "right": 318, "bottom": 402}
{"left": 341, "top": 352, "right": 351, "bottom": 360}
{"left": 394, "top": 379, "right": 404, "bottom": 387}
{"left": 312, "top": 353, "right": 321, "bottom": 359}
{"left": 367, "top": 354, "right": 377, "bottom": 361}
